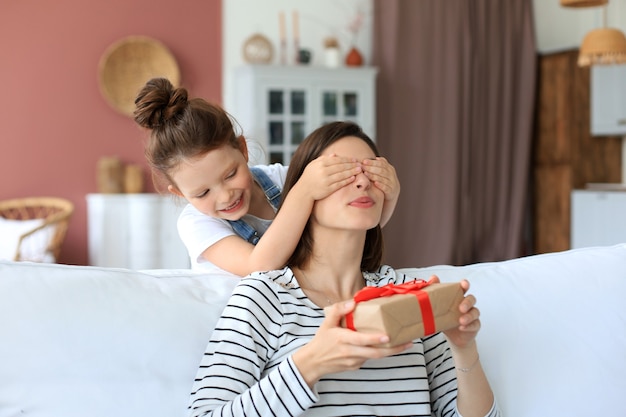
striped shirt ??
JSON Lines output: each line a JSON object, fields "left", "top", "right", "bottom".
{"left": 189, "top": 265, "right": 500, "bottom": 417}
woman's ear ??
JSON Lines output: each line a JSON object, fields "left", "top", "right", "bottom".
{"left": 168, "top": 184, "right": 184, "bottom": 197}
{"left": 237, "top": 135, "right": 249, "bottom": 162}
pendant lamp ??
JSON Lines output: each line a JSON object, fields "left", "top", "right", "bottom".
{"left": 576, "top": 3, "right": 626, "bottom": 66}
{"left": 560, "top": 0, "right": 607, "bottom": 6}
{"left": 578, "top": 28, "right": 626, "bottom": 66}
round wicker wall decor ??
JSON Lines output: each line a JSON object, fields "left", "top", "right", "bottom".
{"left": 98, "top": 36, "right": 180, "bottom": 116}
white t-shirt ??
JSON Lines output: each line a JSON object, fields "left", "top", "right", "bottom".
{"left": 176, "top": 163, "right": 288, "bottom": 273}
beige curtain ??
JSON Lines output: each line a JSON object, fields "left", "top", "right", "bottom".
{"left": 374, "top": 0, "right": 537, "bottom": 267}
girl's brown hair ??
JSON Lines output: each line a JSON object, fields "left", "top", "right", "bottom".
{"left": 133, "top": 77, "right": 241, "bottom": 189}
{"left": 282, "top": 121, "right": 384, "bottom": 272}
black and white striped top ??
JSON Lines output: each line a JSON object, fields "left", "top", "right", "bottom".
{"left": 189, "top": 265, "right": 499, "bottom": 417}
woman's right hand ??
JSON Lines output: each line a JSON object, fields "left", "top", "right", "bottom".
{"left": 292, "top": 300, "right": 413, "bottom": 388}
{"left": 296, "top": 155, "right": 362, "bottom": 202}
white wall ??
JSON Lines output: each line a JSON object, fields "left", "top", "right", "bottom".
{"left": 222, "top": 0, "right": 372, "bottom": 111}
{"left": 533, "top": 0, "right": 626, "bottom": 54}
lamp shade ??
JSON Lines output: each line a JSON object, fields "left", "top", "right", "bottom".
{"left": 560, "top": 0, "right": 607, "bottom": 6}
{"left": 578, "top": 28, "right": 626, "bottom": 66}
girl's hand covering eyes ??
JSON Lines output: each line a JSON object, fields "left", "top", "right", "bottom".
{"left": 298, "top": 154, "right": 361, "bottom": 201}
{"left": 361, "top": 157, "right": 400, "bottom": 227}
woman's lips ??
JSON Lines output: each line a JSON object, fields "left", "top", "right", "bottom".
{"left": 220, "top": 197, "right": 243, "bottom": 214}
{"left": 349, "top": 196, "right": 374, "bottom": 208}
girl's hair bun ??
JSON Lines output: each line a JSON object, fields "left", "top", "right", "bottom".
{"left": 134, "top": 77, "right": 188, "bottom": 129}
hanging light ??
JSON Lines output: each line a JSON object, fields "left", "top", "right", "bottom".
{"left": 578, "top": 28, "right": 626, "bottom": 66}
{"left": 561, "top": 0, "right": 607, "bottom": 6}
{"left": 577, "top": 3, "right": 626, "bottom": 66}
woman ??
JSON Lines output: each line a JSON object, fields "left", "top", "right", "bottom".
{"left": 189, "top": 121, "right": 499, "bottom": 417}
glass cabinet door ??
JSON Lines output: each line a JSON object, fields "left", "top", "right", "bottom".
{"left": 321, "top": 89, "right": 360, "bottom": 125}
{"left": 266, "top": 88, "right": 308, "bottom": 164}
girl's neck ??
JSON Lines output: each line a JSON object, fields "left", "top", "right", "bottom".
{"left": 247, "top": 177, "right": 275, "bottom": 220}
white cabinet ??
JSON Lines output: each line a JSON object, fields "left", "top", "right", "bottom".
{"left": 86, "top": 194, "right": 189, "bottom": 269}
{"left": 571, "top": 190, "right": 626, "bottom": 248}
{"left": 591, "top": 64, "right": 626, "bottom": 136}
{"left": 231, "top": 65, "right": 377, "bottom": 165}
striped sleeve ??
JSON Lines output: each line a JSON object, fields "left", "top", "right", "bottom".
{"left": 188, "top": 277, "right": 317, "bottom": 417}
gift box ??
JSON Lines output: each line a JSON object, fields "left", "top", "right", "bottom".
{"left": 342, "top": 280, "right": 464, "bottom": 348}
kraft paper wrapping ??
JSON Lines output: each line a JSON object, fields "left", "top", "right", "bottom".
{"left": 343, "top": 282, "right": 464, "bottom": 348}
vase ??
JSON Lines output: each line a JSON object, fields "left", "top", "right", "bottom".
{"left": 345, "top": 46, "right": 364, "bottom": 67}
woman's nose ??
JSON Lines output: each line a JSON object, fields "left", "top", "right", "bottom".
{"left": 355, "top": 171, "right": 371, "bottom": 189}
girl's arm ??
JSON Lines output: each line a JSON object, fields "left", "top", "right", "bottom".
{"left": 202, "top": 156, "right": 360, "bottom": 276}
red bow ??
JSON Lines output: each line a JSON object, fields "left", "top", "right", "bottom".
{"left": 345, "top": 278, "right": 436, "bottom": 337}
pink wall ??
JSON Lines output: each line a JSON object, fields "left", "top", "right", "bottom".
{"left": 0, "top": 0, "right": 222, "bottom": 265}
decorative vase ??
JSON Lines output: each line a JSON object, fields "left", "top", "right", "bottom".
{"left": 345, "top": 46, "right": 363, "bottom": 67}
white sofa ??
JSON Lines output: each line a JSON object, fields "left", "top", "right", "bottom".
{"left": 1, "top": 244, "right": 625, "bottom": 417}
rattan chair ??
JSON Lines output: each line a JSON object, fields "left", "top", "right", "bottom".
{"left": 0, "top": 197, "right": 74, "bottom": 262}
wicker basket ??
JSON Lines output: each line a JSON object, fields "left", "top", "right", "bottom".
{"left": 98, "top": 36, "right": 181, "bottom": 116}
{"left": 0, "top": 197, "right": 74, "bottom": 262}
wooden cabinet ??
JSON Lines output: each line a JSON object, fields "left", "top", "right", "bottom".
{"left": 533, "top": 50, "right": 622, "bottom": 254}
{"left": 231, "top": 65, "right": 377, "bottom": 165}
{"left": 591, "top": 64, "right": 626, "bottom": 136}
{"left": 571, "top": 190, "right": 626, "bottom": 248}
{"left": 86, "top": 194, "right": 189, "bottom": 269}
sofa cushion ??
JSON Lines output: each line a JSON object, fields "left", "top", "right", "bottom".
{"left": 399, "top": 243, "right": 626, "bottom": 417}
{"left": 0, "top": 261, "right": 238, "bottom": 417}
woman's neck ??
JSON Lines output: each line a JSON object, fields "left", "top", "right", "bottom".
{"left": 297, "top": 230, "right": 367, "bottom": 303}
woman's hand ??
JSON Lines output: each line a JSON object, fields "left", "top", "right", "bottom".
{"left": 296, "top": 154, "right": 361, "bottom": 202}
{"left": 292, "top": 300, "right": 412, "bottom": 388}
{"left": 431, "top": 277, "right": 481, "bottom": 349}
{"left": 361, "top": 157, "right": 400, "bottom": 227}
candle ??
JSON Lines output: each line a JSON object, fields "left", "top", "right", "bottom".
{"left": 292, "top": 10, "right": 299, "bottom": 42}
{"left": 279, "top": 11, "right": 286, "bottom": 42}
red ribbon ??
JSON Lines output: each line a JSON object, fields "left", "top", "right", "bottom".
{"left": 345, "top": 278, "right": 436, "bottom": 337}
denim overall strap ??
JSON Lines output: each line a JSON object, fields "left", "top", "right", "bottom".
{"left": 227, "top": 167, "right": 282, "bottom": 245}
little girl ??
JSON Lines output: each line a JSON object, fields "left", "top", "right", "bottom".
{"left": 134, "top": 78, "right": 399, "bottom": 276}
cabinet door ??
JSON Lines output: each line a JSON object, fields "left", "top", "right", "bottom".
{"left": 571, "top": 190, "right": 626, "bottom": 248}
{"left": 591, "top": 64, "right": 626, "bottom": 135}
{"left": 261, "top": 82, "right": 313, "bottom": 165}
{"left": 315, "top": 80, "right": 375, "bottom": 139}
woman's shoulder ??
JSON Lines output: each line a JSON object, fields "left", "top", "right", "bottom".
{"left": 365, "top": 265, "right": 409, "bottom": 286}
{"left": 237, "top": 266, "right": 296, "bottom": 293}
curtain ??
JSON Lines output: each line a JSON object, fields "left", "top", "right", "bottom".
{"left": 374, "top": 0, "right": 537, "bottom": 267}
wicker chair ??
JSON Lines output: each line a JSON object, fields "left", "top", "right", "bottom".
{"left": 0, "top": 197, "right": 74, "bottom": 262}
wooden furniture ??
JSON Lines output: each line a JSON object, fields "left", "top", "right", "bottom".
{"left": 231, "top": 65, "right": 377, "bottom": 165}
{"left": 86, "top": 194, "right": 189, "bottom": 269}
{"left": 0, "top": 197, "right": 74, "bottom": 262}
{"left": 533, "top": 49, "right": 622, "bottom": 254}
{"left": 571, "top": 189, "right": 626, "bottom": 248}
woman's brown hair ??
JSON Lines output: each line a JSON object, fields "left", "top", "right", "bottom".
{"left": 282, "top": 121, "right": 384, "bottom": 272}
{"left": 133, "top": 77, "right": 241, "bottom": 190}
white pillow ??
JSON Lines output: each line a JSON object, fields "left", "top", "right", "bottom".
{"left": 0, "top": 261, "right": 239, "bottom": 417}
{"left": 0, "top": 217, "right": 53, "bottom": 261}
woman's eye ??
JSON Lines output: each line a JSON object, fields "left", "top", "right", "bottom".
{"left": 226, "top": 169, "right": 237, "bottom": 179}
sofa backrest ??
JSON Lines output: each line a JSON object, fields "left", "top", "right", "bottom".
{"left": 1, "top": 244, "right": 625, "bottom": 417}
